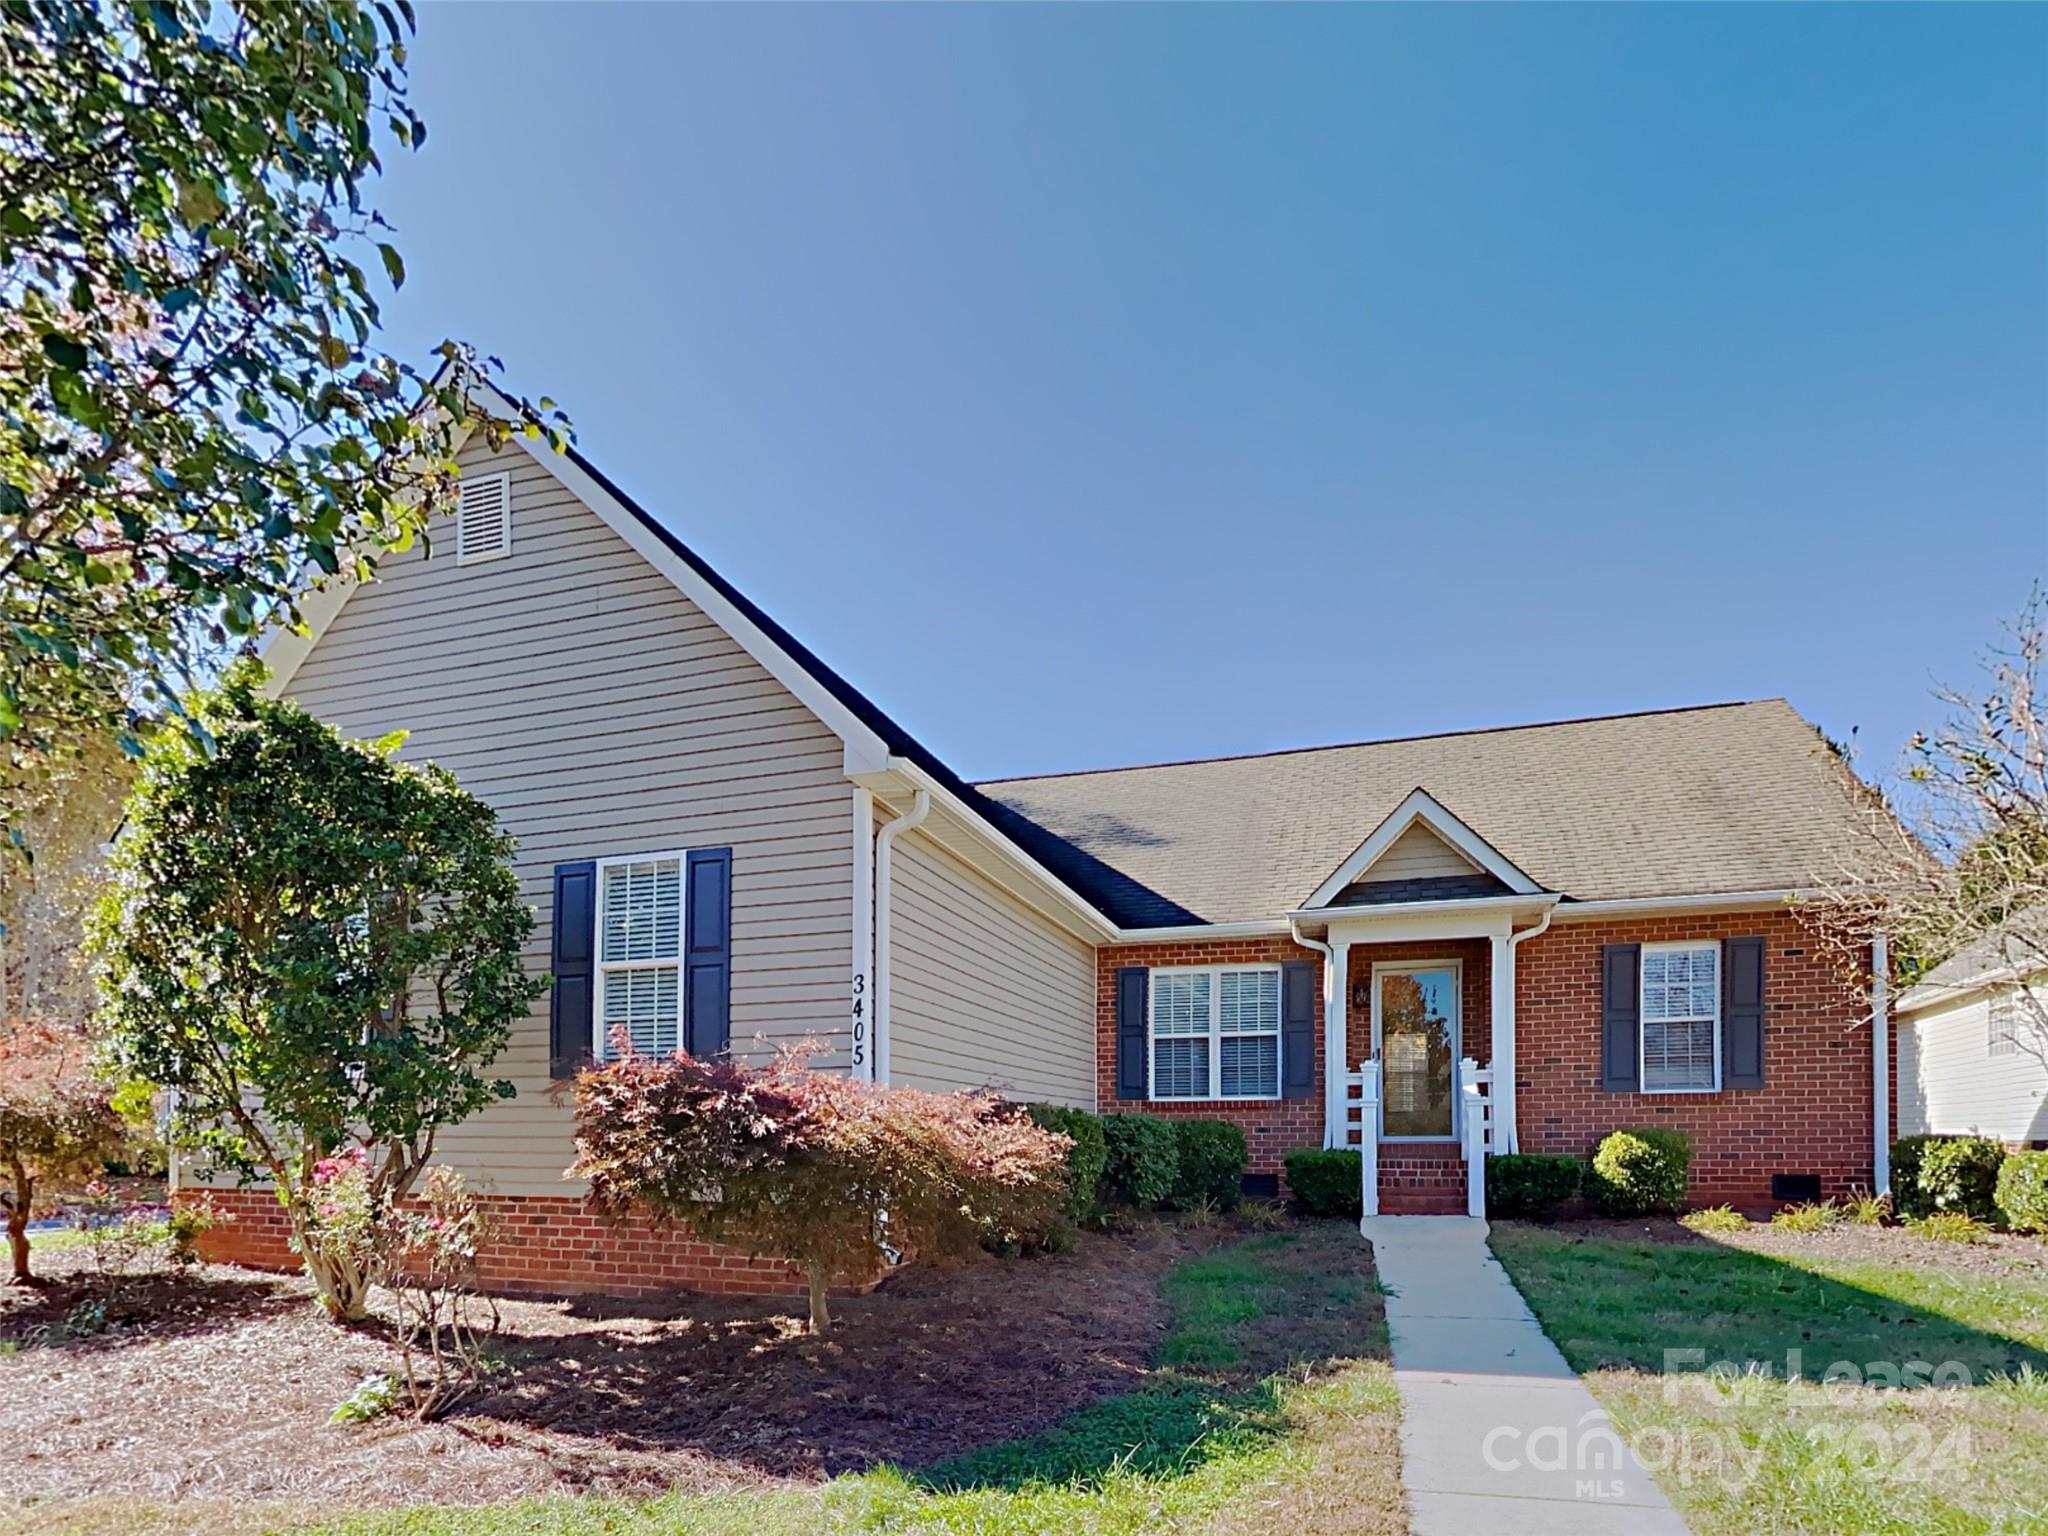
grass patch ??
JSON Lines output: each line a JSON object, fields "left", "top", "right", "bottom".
{"left": 1492, "top": 1222, "right": 2048, "bottom": 1536}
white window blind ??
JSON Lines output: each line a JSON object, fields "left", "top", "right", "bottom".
{"left": 455, "top": 473, "right": 512, "bottom": 565}
{"left": 1150, "top": 965, "right": 1281, "bottom": 1101}
{"left": 1641, "top": 942, "right": 1719, "bottom": 1092}
{"left": 1989, "top": 991, "right": 2019, "bottom": 1058}
{"left": 598, "top": 854, "right": 684, "bottom": 1057}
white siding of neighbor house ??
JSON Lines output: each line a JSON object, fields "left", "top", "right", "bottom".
{"left": 1357, "top": 822, "right": 1478, "bottom": 883}
{"left": 275, "top": 435, "right": 856, "bottom": 1195}
{"left": 887, "top": 831, "right": 1098, "bottom": 1106}
{"left": 1898, "top": 985, "right": 2048, "bottom": 1143}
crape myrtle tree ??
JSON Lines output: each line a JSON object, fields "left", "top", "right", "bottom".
{"left": 0, "top": 0, "right": 568, "bottom": 843}
{"left": 1807, "top": 590, "right": 2048, "bottom": 1062}
{"left": 573, "top": 1047, "right": 1071, "bottom": 1336}
{"left": 91, "top": 665, "right": 544, "bottom": 1320}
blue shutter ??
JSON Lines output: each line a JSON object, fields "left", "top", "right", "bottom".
{"left": 1115, "top": 967, "right": 1149, "bottom": 1101}
{"left": 1601, "top": 943, "right": 1641, "bottom": 1092}
{"left": 1281, "top": 961, "right": 1317, "bottom": 1100}
{"left": 684, "top": 847, "right": 732, "bottom": 1057}
{"left": 1722, "top": 937, "right": 1765, "bottom": 1089}
{"left": 549, "top": 861, "right": 596, "bottom": 1077}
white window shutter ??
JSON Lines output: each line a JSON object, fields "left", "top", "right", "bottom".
{"left": 455, "top": 473, "right": 512, "bottom": 565}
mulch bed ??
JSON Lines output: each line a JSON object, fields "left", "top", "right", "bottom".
{"left": 1518, "top": 1214, "right": 2048, "bottom": 1278}
{"left": 1, "top": 1220, "right": 1205, "bottom": 1510}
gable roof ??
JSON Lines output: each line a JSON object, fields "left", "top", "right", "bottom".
{"left": 1303, "top": 787, "right": 1545, "bottom": 908}
{"left": 1896, "top": 907, "right": 2048, "bottom": 1014}
{"left": 980, "top": 701, "right": 1873, "bottom": 926}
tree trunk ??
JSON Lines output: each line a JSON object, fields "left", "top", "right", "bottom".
{"left": 806, "top": 1264, "right": 831, "bottom": 1336}
{"left": 292, "top": 1209, "right": 374, "bottom": 1322}
{"left": 6, "top": 1163, "right": 31, "bottom": 1283}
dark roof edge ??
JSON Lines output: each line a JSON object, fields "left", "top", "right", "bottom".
{"left": 977, "top": 699, "right": 1781, "bottom": 787}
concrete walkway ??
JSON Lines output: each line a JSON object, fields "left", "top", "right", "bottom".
{"left": 1361, "top": 1216, "right": 1692, "bottom": 1535}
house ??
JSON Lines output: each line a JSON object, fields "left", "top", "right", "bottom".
{"left": 196, "top": 384, "right": 1895, "bottom": 1293}
{"left": 1896, "top": 913, "right": 2048, "bottom": 1146}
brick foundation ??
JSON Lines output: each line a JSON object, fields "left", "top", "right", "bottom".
{"left": 1097, "top": 906, "right": 1890, "bottom": 1210}
{"left": 182, "top": 1186, "right": 882, "bottom": 1301}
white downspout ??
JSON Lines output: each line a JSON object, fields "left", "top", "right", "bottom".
{"left": 850, "top": 788, "right": 876, "bottom": 1081}
{"left": 1872, "top": 932, "right": 1891, "bottom": 1195}
{"left": 872, "top": 788, "right": 930, "bottom": 1087}
{"left": 1290, "top": 920, "right": 1340, "bottom": 1149}
{"left": 1494, "top": 905, "right": 1554, "bottom": 1157}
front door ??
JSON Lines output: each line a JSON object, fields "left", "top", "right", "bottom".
{"left": 1374, "top": 963, "right": 1460, "bottom": 1140}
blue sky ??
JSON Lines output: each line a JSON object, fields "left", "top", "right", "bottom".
{"left": 375, "top": 4, "right": 2046, "bottom": 788}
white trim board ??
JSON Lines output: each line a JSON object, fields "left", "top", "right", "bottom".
{"left": 1302, "top": 788, "right": 1544, "bottom": 909}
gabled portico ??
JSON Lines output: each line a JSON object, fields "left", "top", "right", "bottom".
{"left": 1287, "top": 788, "right": 1558, "bottom": 1213}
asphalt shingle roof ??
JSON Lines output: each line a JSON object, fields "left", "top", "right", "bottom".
{"left": 977, "top": 700, "right": 1873, "bottom": 927}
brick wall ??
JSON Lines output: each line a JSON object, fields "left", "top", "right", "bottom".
{"left": 1096, "top": 907, "right": 1889, "bottom": 1208}
{"left": 1516, "top": 907, "right": 1889, "bottom": 1207}
{"left": 182, "top": 1186, "right": 883, "bottom": 1301}
{"left": 1096, "top": 936, "right": 1326, "bottom": 1174}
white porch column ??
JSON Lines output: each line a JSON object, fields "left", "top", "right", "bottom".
{"left": 1323, "top": 936, "right": 1352, "bottom": 1148}
{"left": 1490, "top": 929, "right": 1518, "bottom": 1154}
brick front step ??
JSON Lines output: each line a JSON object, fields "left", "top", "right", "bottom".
{"left": 1378, "top": 1146, "right": 1467, "bottom": 1214}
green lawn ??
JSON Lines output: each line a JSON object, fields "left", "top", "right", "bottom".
{"left": 19, "top": 1225, "right": 1405, "bottom": 1536}
{"left": 1490, "top": 1223, "right": 2048, "bottom": 1536}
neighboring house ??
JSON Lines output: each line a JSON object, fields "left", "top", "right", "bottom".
{"left": 196, "top": 384, "right": 1896, "bottom": 1293}
{"left": 1896, "top": 915, "right": 2048, "bottom": 1146}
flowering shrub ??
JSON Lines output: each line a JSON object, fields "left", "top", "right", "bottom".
{"left": 291, "top": 1147, "right": 380, "bottom": 1319}
{"left": 572, "top": 1047, "right": 1071, "bottom": 1334}
{"left": 377, "top": 1168, "right": 498, "bottom": 1419}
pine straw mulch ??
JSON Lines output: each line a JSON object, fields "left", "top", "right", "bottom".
{"left": 1, "top": 1219, "right": 1206, "bottom": 1515}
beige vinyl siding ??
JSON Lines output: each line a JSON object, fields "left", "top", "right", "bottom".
{"left": 280, "top": 435, "right": 856, "bottom": 1194}
{"left": 1898, "top": 985, "right": 2048, "bottom": 1142}
{"left": 888, "top": 831, "right": 1096, "bottom": 1106}
{"left": 1357, "top": 822, "right": 1478, "bottom": 883}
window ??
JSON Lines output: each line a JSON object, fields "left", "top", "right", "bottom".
{"left": 1640, "top": 941, "right": 1719, "bottom": 1093}
{"left": 1149, "top": 965, "right": 1281, "bottom": 1100}
{"left": 1990, "top": 991, "right": 2019, "bottom": 1058}
{"left": 455, "top": 473, "right": 512, "bottom": 565}
{"left": 596, "top": 853, "right": 685, "bottom": 1058}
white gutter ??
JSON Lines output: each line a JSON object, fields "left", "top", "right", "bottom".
{"left": 1546, "top": 890, "right": 1795, "bottom": 921}
{"left": 872, "top": 788, "right": 930, "bottom": 1087}
{"left": 1872, "top": 932, "right": 1891, "bottom": 1195}
{"left": 1289, "top": 919, "right": 1340, "bottom": 1149}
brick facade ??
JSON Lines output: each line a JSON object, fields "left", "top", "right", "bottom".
{"left": 1096, "top": 936, "right": 1327, "bottom": 1175}
{"left": 1098, "top": 907, "right": 1890, "bottom": 1209}
{"left": 183, "top": 1186, "right": 883, "bottom": 1301}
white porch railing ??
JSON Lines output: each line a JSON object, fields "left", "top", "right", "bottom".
{"left": 1337, "top": 1057, "right": 1494, "bottom": 1225}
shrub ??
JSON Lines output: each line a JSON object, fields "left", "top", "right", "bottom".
{"left": 1681, "top": 1205, "right": 1748, "bottom": 1233}
{"left": 92, "top": 667, "right": 544, "bottom": 1321}
{"left": 1996, "top": 1151, "right": 2048, "bottom": 1234}
{"left": 1485, "top": 1154, "right": 1582, "bottom": 1221}
{"left": 1843, "top": 1188, "right": 1891, "bottom": 1226}
{"left": 1026, "top": 1105, "right": 1109, "bottom": 1222}
{"left": 1283, "top": 1148, "right": 1362, "bottom": 1219}
{"left": 1920, "top": 1137, "right": 2006, "bottom": 1223}
{"left": 1771, "top": 1201, "right": 1840, "bottom": 1233}
{"left": 1167, "top": 1120, "right": 1248, "bottom": 1212}
{"left": 1588, "top": 1127, "right": 1692, "bottom": 1217}
{"left": 1099, "top": 1115, "right": 1180, "bottom": 1209}
{"left": 574, "top": 1049, "right": 1068, "bottom": 1334}
{"left": 0, "top": 1022, "right": 129, "bottom": 1284}
{"left": 1909, "top": 1211, "right": 1987, "bottom": 1244}
{"left": 1890, "top": 1135, "right": 1944, "bottom": 1220}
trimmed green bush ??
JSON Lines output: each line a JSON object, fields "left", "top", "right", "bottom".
{"left": 1166, "top": 1119, "right": 1248, "bottom": 1211}
{"left": 1283, "top": 1148, "right": 1363, "bottom": 1219}
{"left": 1099, "top": 1114, "right": 1180, "bottom": 1209}
{"left": 1485, "top": 1154, "right": 1582, "bottom": 1221}
{"left": 1890, "top": 1135, "right": 1943, "bottom": 1219}
{"left": 1026, "top": 1104, "right": 1109, "bottom": 1221}
{"left": 1920, "top": 1136, "right": 2006, "bottom": 1223}
{"left": 1995, "top": 1151, "right": 2048, "bottom": 1234}
{"left": 1588, "top": 1127, "right": 1692, "bottom": 1217}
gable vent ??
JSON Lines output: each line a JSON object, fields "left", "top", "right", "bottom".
{"left": 455, "top": 473, "right": 512, "bottom": 565}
